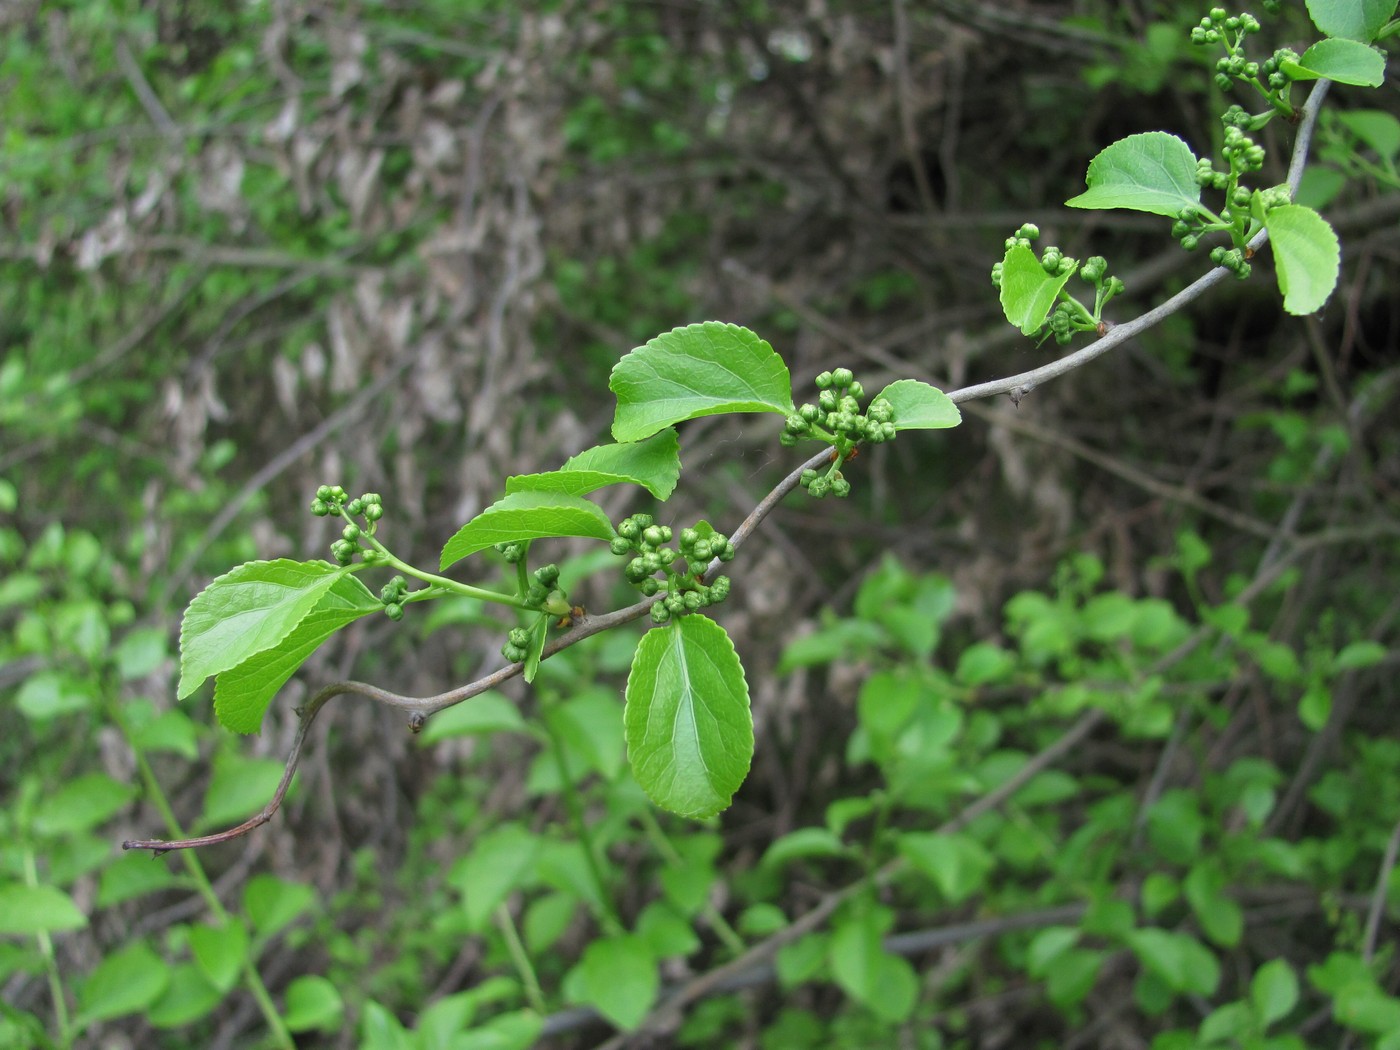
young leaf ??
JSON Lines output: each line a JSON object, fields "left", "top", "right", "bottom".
{"left": 1265, "top": 205, "right": 1341, "bottom": 315}
{"left": 1281, "top": 38, "right": 1386, "bottom": 86}
{"left": 0, "top": 883, "right": 88, "bottom": 934}
{"left": 872, "top": 379, "right": 961, "bottom": 430}
{"left": 1252, "top": 959, "right": 1300, "bottom": 1026}
{"left": 189, "top": 921, "right": 250, "bottom": 994}
{"left": 1065, "top": 132, "right": 1201, "bottom": 217}
{"left": 828, "top": 908, "right": 919, "bottom": 1023}
{"left": 522, "top": 612, "right": 549, "bottom": 683}
{"left": 440, "top": 490, "right": 616, "bottom": 570}
{"left": 282, "top": 975, "right": 345, "bottom": 1033}
{"left": 449, "top": 822, "right": 541, "bottom": 932}
{"left": 1306, "top": 0, "right": 1396, "bottom": 42}
{"left": 178, "top": 560, "right": 349, "bottom": 700}
{"left": 999, "top": 244, "right": 1076, "bottom": 335}
{"left": 1336, "top": 110, "right": 1400, "bottom": 161}
{"left": 563, "top": 934, "right": 658, "bottom": 1031}
{"left": 76, "top": 942, "right": 171, "bottom": 1027}
{"left": 609, "top": 322, "right": 794, "bottom": 442}
{"left": 213, "top": 574, "right": 381, "bottom": 734}
{"left": 507, "top": 428, "right": 681, "bottom": 500}
{"left": 624, "top": 615, "right": 753, "bottom": 819}
{"left": 898, "top": 831, "right": 995, "bottom": 904}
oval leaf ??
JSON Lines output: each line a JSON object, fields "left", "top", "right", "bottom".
{"left": 440, "top": 490, "right": 616, "bottom": 570}
{"left": 1282, "top": 38, "right": 1386, "bottom": 85}
{"left": 609, "top": 322, "right": 794, "bottom": 442}
{"left": 0, "top": 883, "right": 88, "bottom": 934}
{"left": 1306, "top": 0, "right": 1396, "bottom": 41}
{"left": 624, "top": 615, "right": 753, "bottom": 819}
{"left": 564, "top": 934, "right": 658, "bottom": 1031}
{"left": 998, "top": 244, "right": 1076, "bottom": 335}
{"left": 1065, "top": 132, "right": 1202, "bottom": 217}
{"left": 214, "top": 574, "right": 380, "bottom": 733}
{"left": 1266, "top": 204, "right": 1341, "bottom": 315}
{"left": 178, "top": 560, "right": 347, "bottom": 700}
{"left": 873, "top": 379, "right": 961, "bottom": 430}
{"left": 507, "top": 429, "right": 681, "bottom": 500}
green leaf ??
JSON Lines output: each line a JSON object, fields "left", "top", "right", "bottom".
{"left": 1306, "top": 0, "right": 1396, "bottom": 41}
{"left": 1200, "top": 1001, "right": 1254, "bottom": 1043}
{"left": 147, "top": 964, "right": 224, "bottom": 1029}
{"left": 522, "top": 613, "right": 549, "bottom": 684}
{"left": 449, "top": 822, "right": 540, "bottom": 932}
{"left": 1027, "top": 927, "right": 1080, "bottom": 975}
{"left": 0, "top": 883, "right": 88, "bottom": 934}
{"left": 828, "top": 909, "right": 918, "bottom": 1022}
{"left": 1299, "top": 681, "right": 1332, "bottom": 731}
{"left": 1282, "top": 38, "right": 1387, "bottom": 84}
{"left": 76, "top": 941, "right": 170, "bottom": 1026}
{"left": 15, "top": 670, "right": 94, "bottom": 720}
{"left": 954, "top": 642, "right": 1017, "bottom": 686}
{"left": 33, "top": 773, "right": 136, "bottom": 836}
{"left": 178, "top": 560, "right": 348, "bottom": 700}
{"left": 760, "top": 827, "right": 847, "bottom": 869}
{"left": 198, "top": 754, "right": 285, "bottom": 831}
{"left": 1065, "top": 132, "right": 1202, "bottom": 217}
{"left": 1266, "top": 204, "right": 1341, "bottom": 316}
{"left": 998, "top": 244, "right": 1076, "bottom": 336}
{"left": 1333, "top": 640, "right": 1386, "bottom": 672}
{"left": 624, "top": 615, "right": 753, "bottom": 819}
{"left": 506, "top": 429, "right": 681, "bottom": 500}
{"left": 416, "top": 691, "right": 526, "bottom": 742}
{"left": 1253, "top": 959, "right": 1300, "bottom": 1027}
{"left": 97, "top": 853, "right": 184, "bottom": 907}
{"left": 243, "top": 874, "right": 314, "bottom": 939}
{"left": 898, "top": 831, "right": 995, "bottom": 903}
{"left": 1124, "top": 927, "right": 1220, "bottom": 995}
{"left": 1337, "top": 110, "right": 1400, "bottom": 161}
{"left": 189, "top": 921, "right": 249, "bottom": 994}
{"left": 282, "top": 975, "right": 344, "bottom": 1033}
{"left": 564, "top": 934, "right": 658, "bottom": 1031}
{"left": 1146, "top": 789, "right": 1205, "bottom": 862}
{"left": 871, "top": 379, "right": 961, "bottom": 430}
{"left": 609, "top": 322, "right": 794, "bottom": 442}
{"left": 213, "top": 574, "right": 380, "bottom": 733}
{"left": 1184, "top": 862, "right": 1244, "bottom": 947}
{"left": 440, "top": 491, "right": 616, "bottom": 570}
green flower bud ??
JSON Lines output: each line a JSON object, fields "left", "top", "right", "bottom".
{"left": 818, "top": 389, "right": 838, "bottom": 412}
{"left": 682, "top": 590, "right": 702, "bottom": 611}
{"left": 808, "top": 476, "right": 831, "bottom": 498}
{"left": 501, "top": 642, "right": 527, "bottom": 662}
{"left": 799, "top": 404, "right": 820, "bottom": 423}
{"left": 679, "top": 527, "right": 699, "bottom": 548}
{"left": 384, "top": 602, "right": 404, "bottom": 622}
{"left": 651, "top": 603, "right": 671, "bottom": 624}
{"left": 364, "top": 503, "right": 383, "bottom": 522}
{"left": 848, "top": 380, "right": 863, "bottom": 401}
{"left": 642, "top": 525, "right": 666, "bottom": 548}
{"left": 625, "top": 557, "right": 650, "bottom": 583}
{"left": 779, "top": 432, "right": 798, "bottom": 447}
{"left": 343, "top": 523, "right": 361, "bottom": 541}
{"left": 831, "top": 478, "right": 852, "bottom": 498}
{"left": 618, "top": 519, "right": 640, "bottom": 540}
{"left": 1017, "top": 223, "right": 1040, "bottom": 240}
{"left": 710, "top": 576, "right": 731, "bottom": 602}
{"left": 346, "top": 498, "right": 365, "bottom": 516}
{"left": 831, "top": 367, "right": 853, "bottom": 388}
{"left": 535, "top": 564, "right": 560, "bottom": 586}
{"left": 311, "top": 498, "right": 330, "bottom": 516}
{"left": 360, "top": 548, "right": 382, "bottom": 564}
{"left": 508, "top": 627, "right": 531, "bottom": 647}
{"left": 610, "top": 536, "right": 633, "bottom": 556}
{"left": 316, "top": 485, "right": 334, "bottom": 501}
{"left": 814, "top": 370, "right": 834, "bottom": 390}
{"left": 640, "top": 577, "right": 660, "bottom": 596}
{"left": 657, "top": 547, "right": 677, "bottom": 566}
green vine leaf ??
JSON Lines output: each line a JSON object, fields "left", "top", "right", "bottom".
{"left": 873, "top": 379, "right": 962, "bottom": 430}
{"left": 1265, "top": 204, "right": 1341, "bottom": 315}
{"left": 624, "top": 614, "right": 753, "bottom": 819}
{"left": 440, "top": 491, "right": 616, "bottom": 571}
{"left": 1065, "top": 131, "right": 1202, "bottom": 217}
{"left": 506, "top": 428, "right": 681, "bottom": 500}
{"left": 1305, "top": 0, "right": 1396, "bottom": 43}
{"left": 213, "top": 575, "right": 381, "bottom": 733}
{"left": 999, "top": 244, "right": 1077, "bottom": 336}
{"left": 1281, "top": 38, "right": 1386, "bottom": 86}
{"left": 609, "top": 321, "right": 794, "bottom": 442}
{"left": 178, "top": 560, "right": 349, "bottom": 701}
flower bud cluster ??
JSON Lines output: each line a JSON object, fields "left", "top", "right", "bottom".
{"left": 610, "top": 513, "right": 735, "bottom": 623}
{"left": 379, "top": 575, "right": 408, "bottom": 621}
{"left": 501, "top": 626, "right": 533, "bottom": 664}
{"left": 311, "top": 485, "right": 384, "bottom": 565}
